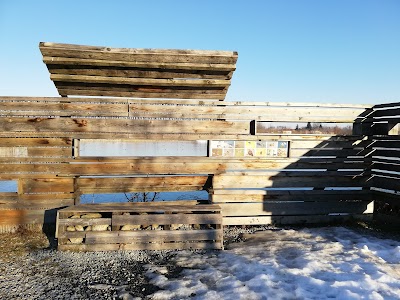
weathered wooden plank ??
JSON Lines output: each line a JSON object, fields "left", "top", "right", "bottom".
{"left": 77, "top": 176, "right": 208, "bottom": 189}
{"left": 43, "top": 56, "right": 236, "bottom": 72}
{"left": 222, "top": 214, "right": 373, "bottom": 226}
{"left": 0, "top": 199, "right": 74, "bottom": 210}
{"left": 58, "top": 231, "right": 87, "bottom": 239}
{"left": 0, "top": 208, "right": 58, "bottom": 225}
{"left": 0, "top": 160, "right": 367, "bottom": 178}
{"left": 372, "top": 102, "right": 400, "bottom": 109}
{"left": 218, "top": 201, "right": 373, "bottom": 217}
{"left": 372, "top": 161, "right": 400, "bottom": 173}
{"left": 373, "top": 176, "right": 400, "bottom": 192}
{"left": 0, "top": 102, "right": 129, "bottom": 117}
{"left": 0, "top": 130, "right": 362, "bottom": 141}
{"left": 213, "top": 174, "right": 369, "bottom": 189}
{"left": 57, "top": 218, "right": 111, "bottom": 226}
{"left": 56, "top": 88, "right": 227, "bottom": 100}
{"left": 59, "top": 203, "right": 221, "bottom": 213}
{"left": 371, "top": 140, "right": 400, "bottom": 148}
{"left": 40, "top": 42, "right": 237, "bottom": 56}
{"left": 48, "top": 67, "right": 232, "bottom": 80}
{"left": 21, "top": 178, "right": 74, "bottom": 194}
{"left": 85, "top": 230, "right": 221, "bottom": 244}
{"left": 0, "top": 137, "right": 72, "bottom": 146}
{"left": 0, "top": 146, "right": 71, "bottom": 158}
{"left": 289, "top": 148, "right": 364, "bottom": 157}
{"left": 211, "top": 190, "right": 371, "bottom": 203}
{"left": 40, "top": 46, "right": 238, "bottom": 64}
{"left": 290, "top": 140, "right": 369, "bottom": 149}
{"left": 0, "top": 96, "right": 373, "bottom": 108}
{"left": 51, "top": 74, "right": 230, "bottom": 87}
{"left": 112, "top": 214, "right": 221, "bottom": 226}
{"left": 0, "top": 117, "right": 249, "bottom": 135}
{"left": 128, "top": 103, "right": 366, "bottom": 120}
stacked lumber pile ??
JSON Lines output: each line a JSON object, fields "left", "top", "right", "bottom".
{"left": 40, "top": 42, "right": 238, "bottom": 100}
{"left": 56, "top": 202, "right": 223, "bottom": 251}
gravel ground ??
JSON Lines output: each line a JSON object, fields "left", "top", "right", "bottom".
{"left": 1, "top": 223, "right": 396, "bottom": 300}
{"left": 0, "top": 225, "right": 270, "bottom": 300}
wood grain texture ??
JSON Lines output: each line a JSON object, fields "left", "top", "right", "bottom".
{"left": 40, "top": 42, "right": 237, "bottom": 99}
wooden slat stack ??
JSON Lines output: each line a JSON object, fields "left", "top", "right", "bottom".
{"left": 56, "top": 202, "right": 223, "bottom": 251}
{"left": 40, "top": 42, "right": 238, "bottom": 100}
{"left": 367, "top": 102, "right": 400, "bottom": 225}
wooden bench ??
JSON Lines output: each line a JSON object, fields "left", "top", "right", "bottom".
{"left": 56, "top": 201, "right": 223, "bottom": 251}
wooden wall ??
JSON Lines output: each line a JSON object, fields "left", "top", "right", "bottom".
{"left": 0, "top": 96, "right": 374, "bottom": 229}
{"left": 367, "top": 102, "right": 400, "bottom": 224}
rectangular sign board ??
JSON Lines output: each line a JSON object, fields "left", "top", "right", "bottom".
{"left": 210, "top": 140, "right": 289, "bottom": 157}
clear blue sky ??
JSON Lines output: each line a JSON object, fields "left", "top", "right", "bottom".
{"left": 0, "top": 0, "right": 399, "bottom": 104}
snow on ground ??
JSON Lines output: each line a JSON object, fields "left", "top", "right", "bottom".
{"left": 145, "top": 227, "right": 400, "bottom": 300}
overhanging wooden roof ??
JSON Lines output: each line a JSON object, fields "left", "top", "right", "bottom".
{"left": 40, "top": 42, "right": 238, "bottom": 100}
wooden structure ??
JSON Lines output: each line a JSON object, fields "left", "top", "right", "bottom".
{"left": 1, "top": 42, "right": 397, "bottom": 239}
{"left": 367, "top": 102, "right": 400, "bottom": 225}
{"left": 56, "top": 202, "right": 223, "bottom": 251}
{"left": 39, "top": 42, "right": 237, "bottom": 100}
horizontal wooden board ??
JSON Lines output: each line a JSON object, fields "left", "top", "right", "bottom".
{"left": 57, "top": 218, "right": 111, "bottom": 226}
{"left": 211, "top": 190, "right": 371, "bottom": 202}
{"left": 0, "top": 208, "right": 58, "bottom": 225}
{"left": 1, "top": 101, "right": 129, "bottom": 117}
{"left": 0, "top": 117, "right": 249, "bottom": 135}
{"left": 40, "top": 42, "right": 237, "bottom": 56}
{"left": 51, "top": 74, "right": 230, "bottom": 87}
{"left": 48, "top": 67, "right": 232, "bottom": 80}
{"left": 372, "top": 176, "right": 400, "bottom": 192}
{"left": 0, "top": 201, "right": 73, "bottom": 210}
{"left": 56, "top": 88, "right": 227, "bottom": 100}
{"left": 222, "top": 214, "right": 373, "bottom": 226}
{"left": 0, "top": 146, "right": 72, "bottom": 158}
{"left": 0, "top": 97, "right": 373, "bottom": 108}
{"left": 213, "top": 174, "right": 369, "bottom": 189}
{"left": 372, "top": 102, "right": 400, "bottom": 109}
{"left": 40, "top": 46, "right": 238, "bottom": 64}
{"left": 219, "top": 201, "right": 373, "bottom": 217}
{"left": 77, "top": 176, "right": 209, "bottom": 193}
{"left": 43, "top": 57, "right": 236, "bottom": 72}
{"left": 85, "top": 230, "right": 222, "bottom": 244}
{"left": 21, "top": 178, "right": 74, "bottom": 194}
{"left": 289, "top": 148, "right": 365, "bottom": 158}
{"left": 0, "top": 137, "right": 72, "bottom": 146}
{"left": 128, "top": 103, "right": 366, "bottom": 122}
{"left": 0, "top": 159, "right": 368, "bottom": 178}
{"left": 112, "top": 213, "right": 222, "bottom": 226}
{"left": 59, "top": 203, "right": 221, "bottom": 213}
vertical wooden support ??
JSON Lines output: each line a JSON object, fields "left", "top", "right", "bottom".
{"left": 73, "top": 139, "right": 80, "bottom": 158}
{"left": 73, "top": 177, "right": 81, "bottom": 205}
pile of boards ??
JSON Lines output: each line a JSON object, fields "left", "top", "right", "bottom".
{"left": 56, "top": 202, "right": 223, "bottom": 251}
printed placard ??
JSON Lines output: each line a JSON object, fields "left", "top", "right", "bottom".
{"left": 210, "top": 140, "right": 289, "bottom": 157}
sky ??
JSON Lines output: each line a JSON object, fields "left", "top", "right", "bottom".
{"left": 0, "top": 0, "right": 399, "bottom": 104}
